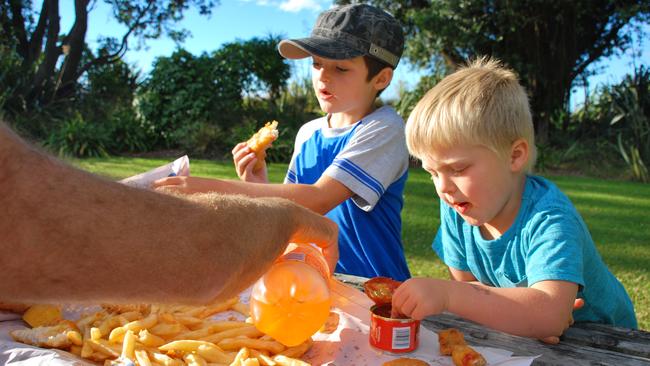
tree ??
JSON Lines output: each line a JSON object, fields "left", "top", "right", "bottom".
{"left": 340, "top": 0, "right": 650, "bottom": 143}
{"left": 0, "top": 0, "right": 217, "bottom": 123}
{"left": 138, "top": 36, "right": 290, "bottom": 150}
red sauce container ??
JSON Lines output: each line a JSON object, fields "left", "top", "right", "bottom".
{"left": 369, "top": 303, "right": 420, "bottom": 353}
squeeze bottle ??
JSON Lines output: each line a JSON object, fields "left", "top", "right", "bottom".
{"left": 250, "top": 243, "right": 331, "bottom": 347}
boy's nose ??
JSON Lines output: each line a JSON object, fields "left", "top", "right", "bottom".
{"left": 436, "top": 175, "right": 456, "bottom": 195}
{"left": 316, "top": 68, "right": 330, "bottom": 83}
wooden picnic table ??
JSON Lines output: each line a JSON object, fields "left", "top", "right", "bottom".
{"left": 334, "top": 273, "right": 650, "bottom": 366}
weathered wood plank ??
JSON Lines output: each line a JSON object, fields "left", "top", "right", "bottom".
{"left": 563, "top": 323, "right": 650, "bottom": 359}
{"left": 423, "top": 314, "right": 650, "bottom": 366}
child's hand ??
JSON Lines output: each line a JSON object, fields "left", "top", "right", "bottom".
{"left": 232, "top": 142, "right": 269, "bottom": 183}
{"left": 152, "top": 176, "right": 216, "bottom": 195}
{"left": 391, "top": 278, "right": 450, "bottom": 320}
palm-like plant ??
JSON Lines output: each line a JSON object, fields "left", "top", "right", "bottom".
{"left": 610, "top": 66, "right": 650, "bottom": 182}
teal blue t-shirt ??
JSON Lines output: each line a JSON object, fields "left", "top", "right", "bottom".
{"left": 433, "top": 175, "right": 637, "bottom": 328}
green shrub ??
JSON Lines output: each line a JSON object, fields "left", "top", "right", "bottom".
{"left": 105, "top": 108, "right": 155, "bottom": 153}
{"left": 45, "top": 113, "right": 110, "bottom": 157}
{"left": 610, "top": 66, "right": 650, "bottom": 182}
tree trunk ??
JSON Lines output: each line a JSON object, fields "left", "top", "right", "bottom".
{"left": 56, "top": 0, "right": 89, "bottom": 100}
{"left": 29, "top": 0, "right": 60, "bottom": 106}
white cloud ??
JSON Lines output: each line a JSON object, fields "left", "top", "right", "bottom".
{"left": 279, "top": 0, "right": 323, "bottom": 12}
{"left": 240, "top": 0, "right": 327, "bottom": 13}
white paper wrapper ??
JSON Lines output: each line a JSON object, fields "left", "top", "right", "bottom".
{"left": 0, "top": 281, "right": 538, "bottom": 365}
{"left": 120, "top": 155, "right": 190, "bottom": 189}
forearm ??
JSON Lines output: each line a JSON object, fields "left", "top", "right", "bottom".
{"left": 185, "top": 178, "right": 336, "bottom": 215}
{"left": 445, "top": 281, "right": 575, "bottom": 338}
{"left": 0, "top": 125, "right": 332, "bottom": 304}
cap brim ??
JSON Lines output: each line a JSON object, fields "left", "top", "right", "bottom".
{"left": 278, "top": 37, "right": 365, "bottom": 61}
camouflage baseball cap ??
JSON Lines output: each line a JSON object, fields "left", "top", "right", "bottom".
{"left": 278, "top": 4, "right": 404, "bottom": 68}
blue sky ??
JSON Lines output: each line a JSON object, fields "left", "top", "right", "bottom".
{"left": 60, "top": 0, "right": 648, "bottom": 104}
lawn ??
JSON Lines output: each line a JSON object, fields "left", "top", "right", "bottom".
{"left": 72, "top": 156, "right": 650, "bottom": 330}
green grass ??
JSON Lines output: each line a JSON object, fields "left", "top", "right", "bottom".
{"left": 72, "top": 156, "right": 650, "bottom": 330}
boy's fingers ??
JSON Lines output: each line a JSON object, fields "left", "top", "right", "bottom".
{"left": 152, "top": 177, "right": 181, "bottom": 188}
{"left": 232, "top": 146, "right": 251, "bottom": 165}
{"left": 231, "top": 142, "right": 249, "bottom": 155}
{"left": 235, "top": 153, "right": 257, "bottom": 178}
{"left": 539, "top": 336, "right": 560, "bottom": 345}
{"left": 243, "top": 156, "right": 258, "bottom": 176}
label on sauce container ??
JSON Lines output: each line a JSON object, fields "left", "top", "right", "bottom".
{"left": 369, "top": 304, "right": 420, "bottom": 353}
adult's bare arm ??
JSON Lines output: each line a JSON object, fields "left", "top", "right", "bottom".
{"left": 0, "top": 123, "right": 338, "bottom": 305}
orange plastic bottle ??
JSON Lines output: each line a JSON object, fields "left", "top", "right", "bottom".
{"left": 250, "top": 243, "right": 331, "bottom": 347}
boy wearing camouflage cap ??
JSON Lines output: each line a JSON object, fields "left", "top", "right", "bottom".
{"left": 156, "top": 4, "right": 411, "bottom": 280}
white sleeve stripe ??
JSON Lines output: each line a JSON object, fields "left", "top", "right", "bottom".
{"left": 331, "top": 158, "right": 384, "bottom": 197}
{"left": 286, "top": 170, "right": 297, "bottom": 183}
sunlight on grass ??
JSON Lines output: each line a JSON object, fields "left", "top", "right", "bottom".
{"left": 73, "top": 158, "right": 650, "bottom": 330}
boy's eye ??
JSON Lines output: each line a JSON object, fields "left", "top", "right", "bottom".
{"left": 452, "top": 166, "right": 467, "bottom": 176}
{"left": 336, "top": 66, "right": 348, "bottom": 72}
{"left": 312, "top": 62, "right": 321, "bottom": 69}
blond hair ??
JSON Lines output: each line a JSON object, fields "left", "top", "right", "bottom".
{"left": 405, "top": 57, "right": 536, "bottom": 172}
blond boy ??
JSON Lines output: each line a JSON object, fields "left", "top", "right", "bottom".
{"left": 155, "top": 4, "right": 411, "bottom": 280}
{"left": 392, "top": 58, "right": 637, "bottom": 341}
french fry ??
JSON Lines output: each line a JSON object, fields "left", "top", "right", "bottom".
{"left": 250, "top": 349, "right": 276, "bottom": 366}
{"left": 149, "top": 351, "right": 185, "bottom": 366}
{"left": 135, "top": 349, "right": 153, "bottom": 366}
{"left": 67, "top": 330, "right": 83, "bottom": 346}
{"left": 150, "top": 322, "right": 188, "bottom": 338}
{"left": 174, "top": 314, "right": 205, "bottom": 327}
{"left": 200, "top": 325, "right": 263, "bottom": 344}
{"left": 242, "top": 358, "right": 261, "bottom": 366}
{"left": 139, "top": 329, "right": 167, "bottom": 347}
{"left": 109, "top": 326, "right": 126, "bottom": 343}
{"left": 69, "top": 345, "right": 82, "bottom": 357}
{"left": 87, "top": 339, "right": 120, "bottom": 358}
{"left": 120, "top": 330, "right": 136, "bottom": 362}
{"left": 230, "top": 347, "right": 250, "bottom": 366}
{"left": 81, "top": 340, "right": 94, "bottom": 358}
{"left": 184, "top": 353, "right": 209, "bottom": 366}
{"left": 91, "top": 327, "right": 102, "bottom": 341}
{"left": 76, "top": 311, "right": 104, "bottom": 334}
{"left": 272, "top": 355, "right": 311, "bottom": 366}
{"left": 174, "top": 321, "right": 249, "bottom": 340}
{"left": 278, "top": 338, "right": 312, "bottom": 359}
{"left": 159, "top": 339, "right": 220, "bottom": 353}
{"left": 217, "top": 338, "right": 285, "bottom": 354}
{"left": 160, "top": 312, "right": 178, "bottom": 324}
{"left": 86, "top": 351, "right": 109, "bottom": 362}
{"left": 200, "top": 297, "right": 239, "bottom": 318}
{"left": 124, "top": 313, "right": 158, "bottom": 333}
{"left": 197, "top": 343, "right": 235, "bottom": 364}
{"left": 119, "top": 311, "right": 143, "bottom": 322}
{"left": 98, "top": 315, "right": 124, "bottom": 336}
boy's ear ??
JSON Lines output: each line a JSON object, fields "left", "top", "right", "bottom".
{"left": 509, "top": 138, "right": 529, "bottom": 172}
{"left": 372, "top": 67, "right": 393, "bottom": 91}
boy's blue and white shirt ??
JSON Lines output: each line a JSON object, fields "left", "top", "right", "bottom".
{"left": 285, "top": 106, "right": 411, "bottom": 281}
{"left": 434, "top": 175, "right": 637, "bottom": 328}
